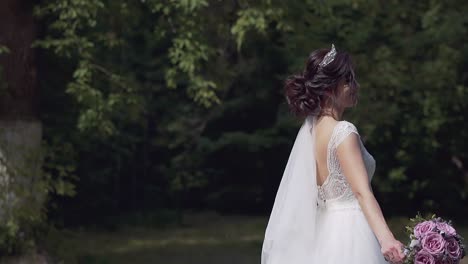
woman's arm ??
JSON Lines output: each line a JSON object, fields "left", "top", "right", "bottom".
{"left": 337, "top": 133, "right": 405, "bottom": 263}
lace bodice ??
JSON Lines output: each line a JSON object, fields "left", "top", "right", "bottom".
{"left": 317, "top": 120, "right": 376, "bottom": 207}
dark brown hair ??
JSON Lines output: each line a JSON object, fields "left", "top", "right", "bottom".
{"left": 284, "top": 46, "right": 359, "bottom": 118}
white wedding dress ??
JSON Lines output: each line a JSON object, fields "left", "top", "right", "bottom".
{"left": 311, "top": 120, "right": 388, "bottom": 263}
{"left": 261, "top": 116, "right": 389, "bottom": 264}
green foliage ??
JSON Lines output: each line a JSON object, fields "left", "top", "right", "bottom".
{"left": 34, "top": 0, "right": 143, "bottom": 137}
{"left": 42, "top": 139, "right": 78, "bottom": 197}
{"left": 404, "top": 213, "right": 437, "bottom": 238}
{"left": 25, "top": 0, "right": 468, "bottom": 235}
{"left": 231, "top": 6, "right": 289, "bottom": 50}
{"left": 33, "top": 0, "right": 103, "bottom": 59}
{"left": 0, "top": 45, "right": 9, "bottom": 55}
{"left": 145, "top": 0, "right": 221, "bottom": 107}
{"left": 0, "top": 138, "right": 77, "bottom": 255}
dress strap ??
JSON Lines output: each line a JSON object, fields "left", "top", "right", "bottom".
{"left": 329, "top": 121, "right": 360, "bottom": 151}
{"left": 325, "top": 121, "right": 359, "bottom": 177}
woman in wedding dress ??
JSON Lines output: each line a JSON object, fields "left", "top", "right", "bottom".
{"left": 261, "top": 44, "right": 406, "bottom": 264}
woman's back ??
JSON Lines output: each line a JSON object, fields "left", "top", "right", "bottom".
{"left": 314, "top": 117, "right": 339, "bottom": 187}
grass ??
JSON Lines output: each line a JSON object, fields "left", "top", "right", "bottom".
{"left": 43, "top": 212, "right": 468, "bottom": 264}
{"left": 46, "top": 211, "right": 263, "bottom": 264}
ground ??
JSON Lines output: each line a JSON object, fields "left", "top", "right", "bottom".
{"left": 44, "top": 211, "right": 468, "bottom": 264}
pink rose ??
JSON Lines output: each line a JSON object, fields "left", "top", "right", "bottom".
{"left": 422, "top": 232, "right": 446, "bottom": 256}
{"left": 415, "top": 221, "right": 436, "bottom": 239}
{"left": 436, "top": 222, "right": 456, "bottom": 236}
{"left": 415, "top": 249, "right": 436, "bottom": 264}
{"left": 445, "top": 237, "right": 461, "bottom": 260}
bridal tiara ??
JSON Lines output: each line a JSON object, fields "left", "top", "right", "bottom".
{"left": 318, "top": 43, "right": 337, "bottom": 68}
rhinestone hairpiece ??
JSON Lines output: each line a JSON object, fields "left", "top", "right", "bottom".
{"left": 319, "top": 43, "right": 336, "bottom": 68}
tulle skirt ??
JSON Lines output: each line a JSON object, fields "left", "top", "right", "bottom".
{"left": 312, "top": 199, "right": 389, "bottom": 264}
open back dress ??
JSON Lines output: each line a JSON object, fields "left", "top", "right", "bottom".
{"left": 312, "top": 120, "right": 389, "bottom": 263}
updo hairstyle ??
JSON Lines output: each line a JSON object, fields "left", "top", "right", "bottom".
{"left": 284, "top": 47, "right": 359, "bottom": 118}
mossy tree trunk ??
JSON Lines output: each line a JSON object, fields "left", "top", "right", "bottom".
{"left": 0, "top": 0, "right": 43, "bottom": 251}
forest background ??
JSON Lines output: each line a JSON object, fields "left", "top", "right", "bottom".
{"left": 0, "top": 0, "right": 467, "bottom": 262}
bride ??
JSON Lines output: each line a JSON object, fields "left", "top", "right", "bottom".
{"left": 261, "top": 44, "right": 406, "bottom": 264}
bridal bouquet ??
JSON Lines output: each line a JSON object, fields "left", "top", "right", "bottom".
{"left": 403, "top": 214, "right": 466, "bottom": 264}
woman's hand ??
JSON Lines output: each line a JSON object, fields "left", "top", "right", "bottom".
{"left": 381, "top": 237, "right": 406, "bottom": 263}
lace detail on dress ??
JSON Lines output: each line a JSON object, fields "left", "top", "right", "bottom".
{"left": 317, "top": 121, "right": 376, "bottom": 207}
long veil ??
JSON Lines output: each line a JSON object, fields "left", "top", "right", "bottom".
{"left": 261, "top": 115, "right": 318, "bottom": 264}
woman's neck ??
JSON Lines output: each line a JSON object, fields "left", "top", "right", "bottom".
{"left": 319, "top": 106, "right": 344, "bottom": 121}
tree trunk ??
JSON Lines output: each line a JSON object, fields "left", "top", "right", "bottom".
{"left": 0, "top": 0, "right": 38, "bottom": 119}
{"left": 0, "top": 0, "right": 42, "bottom": 225}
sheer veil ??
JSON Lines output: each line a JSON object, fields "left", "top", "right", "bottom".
{"left": 261, "top": 115, "right": 318, "bottom": 264}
